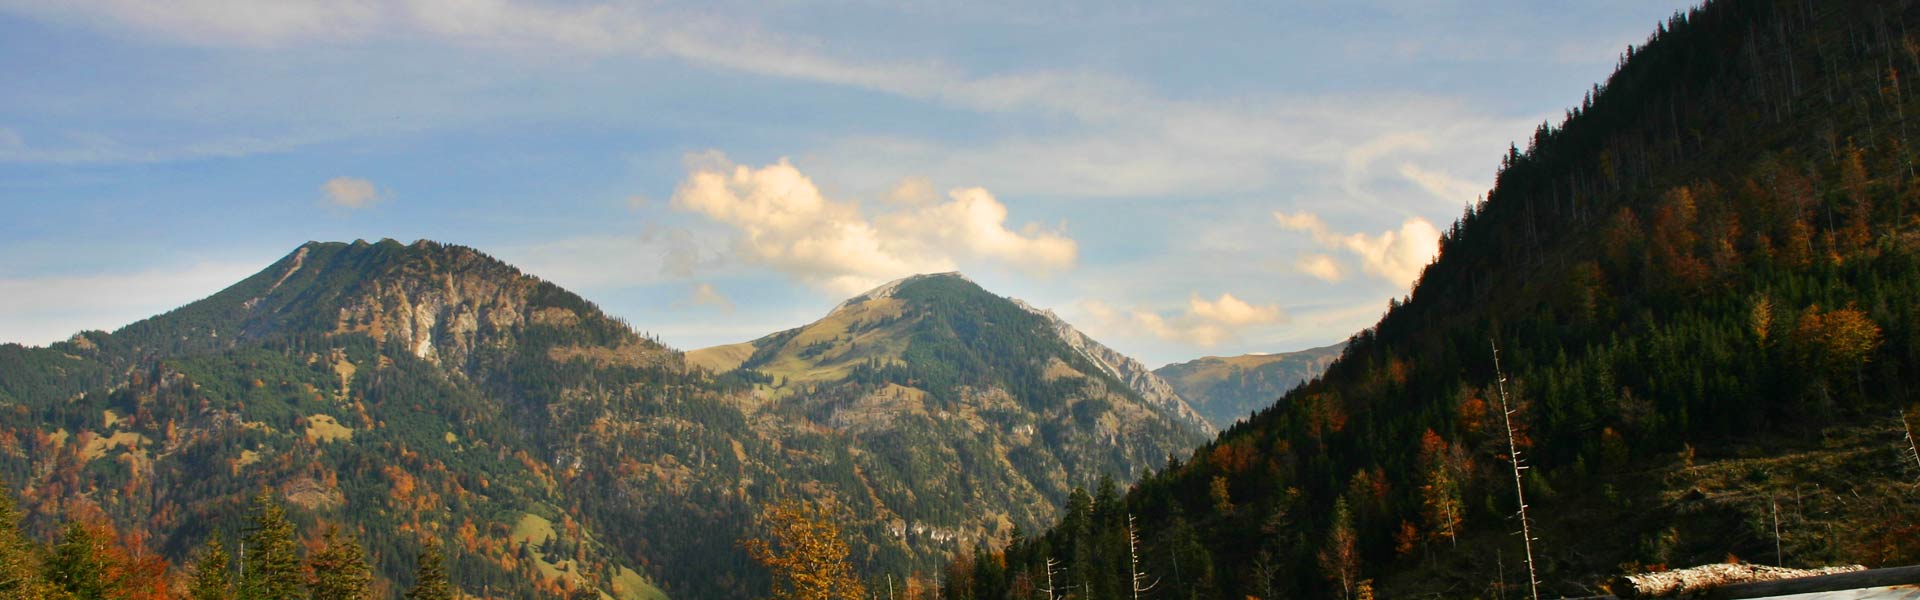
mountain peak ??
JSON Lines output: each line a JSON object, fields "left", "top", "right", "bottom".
{"left": 833, "top": 271, "right": 976, "bottom": 312}
{"left": 105, "top": 239, "right": 653, "bottom": 370}
{"left": 718, "top": 271, "right": 1215, "bottom": 434}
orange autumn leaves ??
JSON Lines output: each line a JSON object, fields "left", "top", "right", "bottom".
{"left": 741, "top": 500, "right": 867, "bottom": 600}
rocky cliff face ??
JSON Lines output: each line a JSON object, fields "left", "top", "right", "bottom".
{"left": 1012, "top": 299, "right": 1214, "bottom": 434}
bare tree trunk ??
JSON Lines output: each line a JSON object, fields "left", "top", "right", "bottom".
{"left": 1039, "top": 558, "right": 1059, "bottom": 600}
{"left": 1901, "top": 408, "right": 1920, "bottom": 481}
{"left": 1127, "top": 516, "right": 1158, "bottom": 600}
{"left": 1492, "top": 340, "right": 1541, "bottom": 600}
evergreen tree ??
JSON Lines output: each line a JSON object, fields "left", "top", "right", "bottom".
{"left": 47, "top": 521, "right": 114, "bottom": 600}
{"left": 0, "top": 478, "right": 51, "bottom": 599}
{"left": 404, "top": 542, "right": 453, "bottom": 600}
{"left": 240, "top": 489, "right": 302, "bottom": 600}
{"left": 189, "top": 534, "right": 233, "bottom": 600}
{"left": 308, "top": 527, "right": 372, "bottom": 600}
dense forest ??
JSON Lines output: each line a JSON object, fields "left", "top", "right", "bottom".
{"left": 947, "top": 1, "right": 1920, "bottom": 598}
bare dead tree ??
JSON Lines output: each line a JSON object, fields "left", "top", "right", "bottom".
{"left": 1127, "top": 515, "right": 1159, "bottom": 600}
{"left": 1901, "top": 407, "right": 1920, "bottom": 485}
{"left": 1772, "top": 497, "right": 1784, "bottom": 566}
{"left": 1039, "top": 557, "right": 1062, "bottom": 600}
{"left": 1492, "top": 340, "right": 1540, "bottom": 600}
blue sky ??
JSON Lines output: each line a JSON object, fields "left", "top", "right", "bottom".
{"left": 0, "top": 0, "right": 1693, "bottom": 367}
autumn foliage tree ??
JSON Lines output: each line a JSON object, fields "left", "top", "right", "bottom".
{"left": 1318, "top": 499, "right": 1359, "bottom": 600}
{"left": 741, "top": 499, "right": 868, "bottom": 600}
{"left": 1792, "top": 304, "right": 1884, "bottom": 398}
{"left": 1416, "top": 430, "right": 1464, "bottom": 548}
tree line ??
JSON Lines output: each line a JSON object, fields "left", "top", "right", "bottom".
{"left": 0, "top": 480, "right": 453, "bottom": 600}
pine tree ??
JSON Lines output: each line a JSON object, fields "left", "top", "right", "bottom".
{"left": 0, "top": 478, "right": 52, "bottom": 599}
{"left": 405, "top": 542, "right": 454, "bottom": 600}
{"left": 190, "top": 534, "right": 233, "bottom": 600}
{"left": 47, "top": 521, "right": 115, "bottom": 600}
{"left": 240, "top": 489, "right": 302, "bottom": 600}
{"left": 308, "top": 527, "right": 372, "bottom": 600}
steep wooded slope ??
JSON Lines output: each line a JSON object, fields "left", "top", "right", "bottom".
{"left": 956, "top": 2, "right": 1920, "bottom": 598}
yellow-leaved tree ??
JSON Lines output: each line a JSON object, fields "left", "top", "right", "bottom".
{"left": 741, "top": 499, "right": 868, "bottom": 600}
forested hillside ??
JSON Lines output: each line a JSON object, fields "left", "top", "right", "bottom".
{"left": 0, "top": 241, "right": 1202, "bottom": 599}
{"left": 952, "top": 1, "right": 1920, "bottom": 598}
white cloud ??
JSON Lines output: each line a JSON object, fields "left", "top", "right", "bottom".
{"left": 0, "top": 261, "right": 263, "bottom": 346}
{"left": 0, "top": 1, "right": 1528, "bottom": 202}
{"left": 1275, "top": 210, "right": 1441, "bottom": 289}
{"left": 0, "top": 0, "right": 384, "bottom": 47}
{"left": 1295, "top": 254, "right": 1343, "bottom": 282}
{"left": 1081, "top": 292, "right": 1285, "bottom": 348}
{"left": 670, "top": 153, "right": 1075, "bottom": 295}
{"left": 885, "top": 176, "right": 937, "bottom": 206}
{"left": 321, "top": 176, "right": 382, "bottom": 209}
{"left": 1187, "top": 292, "right": 1283, "bottom": 327}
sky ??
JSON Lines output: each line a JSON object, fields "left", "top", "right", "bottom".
{"left": 0, "top": 0, "right": 1696, "bottom": 367}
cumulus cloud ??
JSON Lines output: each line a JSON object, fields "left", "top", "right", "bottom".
{"left": 1188, "top": 292, "right": 1283, "bottom": 326}
{"left": 1275, "top": 210, "right": 1441, "bottom": 289}
{"left": 321, "top": 176, "right": 382, "bottom": 209}
{"left": 1295, "top": 254, "right": 1344, "bottom": 282}
{"left": 670, "top": 153, "right": 1076, "bottom": 294}
{"left": 885, "top": 176, "right": 937, "bottom": 206}
{"left": 1082, "top": 292, "right": 1285, "bottom": 347}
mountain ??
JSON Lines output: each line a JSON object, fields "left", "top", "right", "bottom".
{"left": 0, "top": 246, "right": 1204, "bottom": 599}
{"left": 1, "top": 239, "right": 677, "bottom": 599}
{"left": 949, "top": 2, "right": 1920, "bottom": 598}
{"left": 687, "top": 270, "right": 1210, "bottom": 508}
{"left": 692, "top": 274, "right": 1210, "bottom": 432}
{"left": 1155, "top": 343, "right": 1345, "bottom": 429}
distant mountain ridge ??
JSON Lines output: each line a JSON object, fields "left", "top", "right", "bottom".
{"left": 1154, "top": 342, "right": 1343, "bottom": 429}
{"left": 0, "top": 244, "right": 1206, "bottom": 599}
